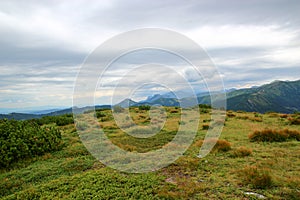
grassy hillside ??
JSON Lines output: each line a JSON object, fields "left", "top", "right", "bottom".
{"left": 226, "top": 80, "right": 300, "bottom": 113}
{"left": 0, "top": 107, "right": 300, "bottom": 199}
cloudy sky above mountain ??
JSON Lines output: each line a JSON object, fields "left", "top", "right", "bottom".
{"left": 0, "top": 0, "right": 300, "bottom": 112}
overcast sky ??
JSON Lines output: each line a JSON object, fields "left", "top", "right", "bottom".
{"left": 0, "top": 0, "right": 300, "bottom": 113}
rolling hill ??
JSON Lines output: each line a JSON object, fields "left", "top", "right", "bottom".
{"left": 226, "top": 80, "right": 300, "bottom": 113}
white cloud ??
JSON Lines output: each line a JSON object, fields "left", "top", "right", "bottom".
{"left": 0, "top": 0, "right": 300, "bottom": 111}
{"left": 187, "top": 25, "right": 297, "bottom": 49}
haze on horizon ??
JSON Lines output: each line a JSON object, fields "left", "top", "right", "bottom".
{"left": 0, "top": 0, "right": 300, "bottom": 113}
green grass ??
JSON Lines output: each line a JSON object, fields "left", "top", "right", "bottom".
{"left": 1, "top": 108, "right": 300, "bottom": 199}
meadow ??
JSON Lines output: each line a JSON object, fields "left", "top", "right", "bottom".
{"left": 0, "top": 106, "right": 299, "bottom": 199}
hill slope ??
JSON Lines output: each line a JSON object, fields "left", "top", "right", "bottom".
{"left": 226, "top": 80, "right": 300, "bottom": 113}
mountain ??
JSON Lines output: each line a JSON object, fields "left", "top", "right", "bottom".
{"left": 136, "top": 80, "right": 300, "bottom": 113}
{"left": 0, "top": 105, "right": 111, "bottom": 120}
{"left": 0, "top": 113, "right": 41, "bottom": 120}
{"left": 1, "top": 80, "right": 299, "bottom": 120}
{"left": 115, "top": 99, "right": 137, "bottom": 108}
{"left": 29, "top": 108, "right": 64, "bottom": 115}
{"left": 226, "top": 80, "right": 300, "bottom": 113}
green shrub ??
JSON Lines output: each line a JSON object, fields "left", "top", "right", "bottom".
{"left": 202, "top": 124, "right": 209, "bottom": 130}
{"left": 200, "top": 108, "right": 209, "bottom": 113}
{"left": 0, "top": 119, "right": 62, "bottom": 168}
{"left": 96, "top": 111, "right": 106, "bottom": 118}
{"left": 138, "top": 105, "right": 151, "bottom": 111}
{"left": 36, "top": 114, "right": 74, "bottom": 126}
{"left": 198, "top": 104, "right": 211, "bottom": 109}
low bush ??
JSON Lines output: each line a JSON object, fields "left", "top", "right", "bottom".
{"left": 213, "top": 139, "right": 231, "bottom": 152}
{"left": 170, "top": 110, "right": 179, "bottom": 113}
{"left": 231, "top": 146, "right": 252, "bottom": 157}
{"left": 284, "top": 129, "right": 300, "bottom": 141}
{"left": 0, "top": 119, "right": 62, "bottom": 168}
{"left": 200, "top": 109, "right": 209, "bottom": 113}
{"left": 36, "top": 114, "right": 74, "bottom": 126}
{"left": 249, "top": 128, "right": 300, "bottom": 142}
{"left": 227, "top": 113, "right": 236, "bottom": 118}
{"left": 200, "top": 139, "right": 231, "bottom": 152}
{"left": 198, "top": 104, "right": 211, "bottom": 109}
{"left": 239, "top": 165, "right": 273, "bottom": 189}
{"left": 96, "top": 111, "right": 106, "bottom": 118}
{"left": 288, "top": 116, "right": 300, "bottom": 125}
{"left": 138, "top": 105, "right": 151, "bottom": 111}
{"left": 279, "top": 114, "right": 288, "bottom": 118}
{"left": 202, "top": 124, "right": 209, "bottom": 130}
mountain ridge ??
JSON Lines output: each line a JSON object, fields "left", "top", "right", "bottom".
{"left": 1, "top": 79, "right": 299, "bottom": 120}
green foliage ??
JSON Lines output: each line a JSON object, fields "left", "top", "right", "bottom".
{"left": 0, "top": 119, "right": 62, "bottom": 168}
{"left": 226, "top": 80, "right": 300, "bottom": 113}
{"left": 3, "top": 169, "right": 163, "bottom": 200}
{"left": 198, "top": 104, "right": 212, "bottom": 109}
{"left": 138, "top": 105, "right": 151, "bottom": 111}
{"left": 35, "top": 114, "right": 74, "bottom": 126}
{"left": 0, "top": 108, "right": 300, "bottom": 199}
{"left": 95, "top": 111, "right": 106, "bottom": 118}
{"left": 249, "top": 128, "right": 300, "bottom": 142}
{"left": 202, "top": 124, "right": 209, "bottom": 130}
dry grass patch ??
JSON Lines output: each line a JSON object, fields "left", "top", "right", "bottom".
{"left": 239, "top": 165, "right": 273, "bottom": 189}
{"left": 249, "top": 128, "right": 300, "bottom": 142}
{"left": 231, "top": 146, "right": 252, "bottom": 158}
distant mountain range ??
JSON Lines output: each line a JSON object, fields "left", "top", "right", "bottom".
{"left": 117, "top": 79, "right": 300, "bottom": 113}
{"left": 1, "top": 80, "right": 299, "bottom": 120}
{"left": 0, "top": 105, "right": 111, "bottom": 120}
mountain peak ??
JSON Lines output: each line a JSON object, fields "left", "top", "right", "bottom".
{"left": 115, "top": 98, "right": 137, "bottom": 108}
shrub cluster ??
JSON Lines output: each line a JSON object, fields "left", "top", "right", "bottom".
{"left": 249, "top": 128, "right": 300, "bottom": 142}
{"left": 227, "top": 112, "right": 236, "bottom": 118}
{"left": 198, "top": 104, "right": 212, "bottom": 109}
{"left": 138, "top": 105, "right": 151, "bottom": 111}
{"left": 35, "top": 114, "right": 74, "bottom": 126}
{"left": 96, "top": 111, "right": 106, "bottom": 118}
{"left": 0, "top": 119, "right": 62, "bottom": 168}
{"left": 288, "top": 116, "right": 300, "bottom": 125}
{"left": 202, "top": 124, "right": 209, "bottom": 130}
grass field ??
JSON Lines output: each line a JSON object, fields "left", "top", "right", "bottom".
{"left": 1, "top": 107, "right": 300, "bottom": 199}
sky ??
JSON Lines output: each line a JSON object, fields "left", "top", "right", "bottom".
{"left": 0, "top": 0, "right": 300, "bottom": 113}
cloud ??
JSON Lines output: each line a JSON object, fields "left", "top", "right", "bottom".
{"left": 0, "top": 0, "right": 300, "bottom": 111}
